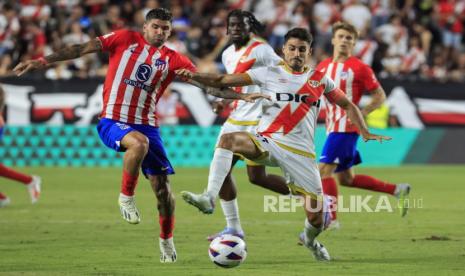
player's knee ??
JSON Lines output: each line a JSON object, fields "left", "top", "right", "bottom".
{"left": 338, "top": 175, "right": 354, "bottom": 187}
{"left": 319, "top": 165, "right": 333, "bottom": 178}
{"left": 217, "top": 133, "right": 235, "bottom": 150}
{"left": 130, "top": 137, "right": 149, "bottom": 155}
{"left": 307, "top": 214, "right": 323, "bottom": 228}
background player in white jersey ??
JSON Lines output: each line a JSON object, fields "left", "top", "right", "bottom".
{"left": 177, "top": 28, "right": 390, "bottom": 261}
{"left": 13, "top": 8, "right": 265, "bottom": 263}
{"left": 204, "top": 9, "right": 290, "bottom": 241}
{"left": 316, "top": 22, "right": 411, "bottom": 226}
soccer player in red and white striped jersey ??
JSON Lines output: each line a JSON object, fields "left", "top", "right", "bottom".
{"left": 0, "top": 84, "right": 41, "bottom": 207}
{"left": 13, "top": 8, "right": 264, "bottom": 263}
{"left": 316, "top": 22, "right": 411, "bottom": 226}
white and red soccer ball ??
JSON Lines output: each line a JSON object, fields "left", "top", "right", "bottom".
{"left": 208, "top": 234, "right": 247, "bottom": 268}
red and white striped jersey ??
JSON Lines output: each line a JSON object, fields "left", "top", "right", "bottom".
{"left": 316, "top": 56, "right": 380, "bottom": 133}
{"left": 222, "top": 36, "right": 281, "bottom": 124}
{"left": 247, "top": 64, "right": 339, "bottom": 158}
{"left": 97, "top": 29, "right": 195, "bottom": 126}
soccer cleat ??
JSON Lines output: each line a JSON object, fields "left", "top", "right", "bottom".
{"left": 396, "top": 183, "right": 411, "bottom": 217}
{"left": 159, "top": 237, "right": 177, "bottom": 263}
{"left": 298, "top": 232, "right": 330, "bottom": 261}
{"left": 0, "top": 197, "right": 11, "bottom": 208}
{"left": 207, "top": 227, "right": 245, "bottom": 242}
{"left": 181, "top": 191, "right": 215, "bottom": 214}
{"left": 27, "top": 175, "right": 41, "bottom": 204}
{"left": 118, "top": 193, "right": 140, "bottom": 224}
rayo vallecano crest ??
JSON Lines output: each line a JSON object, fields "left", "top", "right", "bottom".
{"left": 308, "top": 79, "right": 321, "bottom": 88}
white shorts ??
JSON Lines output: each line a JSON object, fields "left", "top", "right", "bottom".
{"left": 249, "top": 133, "right": 323, "bottom": 199}
{"left": 216, "top": 121, "right": 262, "bottom": 166}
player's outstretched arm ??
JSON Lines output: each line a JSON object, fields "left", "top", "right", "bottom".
{"left": 330, "top": 89, "right": 391, "bottom": 143}
{"left": 13, "top": 38, "right": 103, "bottom": 77}
{"left": 176, "top": 69, "right": 253, "bottom": 88}
{"left": 178, "top": 70, "right": 269, "bottom": 102}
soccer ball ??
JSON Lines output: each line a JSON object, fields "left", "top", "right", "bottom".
{"left": 208, "top": 234, "right": 247, "bottom": 268}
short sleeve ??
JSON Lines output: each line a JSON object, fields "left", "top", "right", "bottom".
{"left": 246, "top": 67, "right": 269, "bottom": 86}
{"left": 255, "top": 43, "right": 282, "bottom": 67}
{"left": 321, "top": 75, "right": 337, "bottom": 94}
{"left": 361, "top": 64, "right": 381, "bottom": 92}
{"left": 173, "top": 53, "right": 197, "bottom": 72}
{"left": 97, "top": 29, "right": 131, "bottom": 53}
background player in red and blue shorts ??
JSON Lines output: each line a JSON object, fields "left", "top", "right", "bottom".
{"left": 316, "top": 22, "right": 411, "bottom": 227}
{"left": 13, "top": 8, "right": 263, "bottom": 263}
{"left": 0, "top": 84, "right": 41, "bottom": 208}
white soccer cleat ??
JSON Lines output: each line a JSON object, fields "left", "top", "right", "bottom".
{"left": 309, "top": 241, "right": 331, "bottom": 261}
{"left": 298, "top": 233, "right": 331, "bottom": 261}
{"left": 181, "top": 191, "right": 215, "bottom": 214}
{"left": 395, "top": 183, "right": 411, "bottom": 217}
{"left": 159, "top": 237, "right": 177, "bottom": 263}
{"left": 118, "top": 193, "right": 140, "bottom": 224}
{"left": 27, "top": 175, "right": 41, "bottom": 204}
{"left": 207, "top": 227, "right": 245, "bottom": 242}
{"left": 0, "top": 197, "right": 11, "bottom": 208}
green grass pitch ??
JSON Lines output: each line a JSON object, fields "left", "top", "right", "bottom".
{"left": 1, "top": 166, "right": 465, "bottom": 275}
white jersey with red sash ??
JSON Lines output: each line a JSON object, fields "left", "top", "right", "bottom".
{"left": 221, "top": 36, "right": 281, "bottom": 125}
{"left": 247, "top": 64, "right": 339, "bottom": 158}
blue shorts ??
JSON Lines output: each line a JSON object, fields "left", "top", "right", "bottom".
{"left": 319, "top": 132, "right": 362, "bottom": 173}
{"left": 0, "top": 127, "right": 3, "bottom": 139}
{"left": 96, "top": 118, "right": 174, "bottom": 177}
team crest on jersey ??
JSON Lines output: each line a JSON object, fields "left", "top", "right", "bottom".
{"left": 308, "top": 80, "right": 321, "bottom": 88}
{"left": 154, "top": 59, "right": 167, "bottom": 71}
{"left": 340, "top": 71, "right": 349, "bottom": 80}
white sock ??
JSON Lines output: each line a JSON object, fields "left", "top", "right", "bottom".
{"left": 207, "top": 148, "right": 233, "bottom": 199}
{"left": 304, "top": 219, "right": 323, "bottom": 247}
{"left": 220, "top": 199, "right": 243, "bottom": 232}
{"left": 394, "top": 185, "right": 401, "bottom": 198}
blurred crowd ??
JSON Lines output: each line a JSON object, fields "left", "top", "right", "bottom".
{"left": 0, "top": 0, "right": 464, "bottom": 82}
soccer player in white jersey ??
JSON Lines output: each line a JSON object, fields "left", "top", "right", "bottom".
{"left": 13, "top": 8, "right": 265, "bottom": 263}
{"left": 201, "top": 9, "right": 290, "bottom": 241}
{"left": 176, "top": 28, "right": 390, "bottom": 261}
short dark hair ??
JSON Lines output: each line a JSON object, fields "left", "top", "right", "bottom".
{"left": 284, "top": 28, "right": 313, "bottom": 46}
{"left": 146, "top": 8, "right": 172, "bottom": 22}
{"left": 332, "top": 21, "right": 358, "bottom": 40}
{"left": 227, "top": 9, "right": 265, "bottom": 35}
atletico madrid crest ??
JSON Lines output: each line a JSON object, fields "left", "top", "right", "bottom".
{"left": 308, "top": 80, "right": 321, "bottom": 88}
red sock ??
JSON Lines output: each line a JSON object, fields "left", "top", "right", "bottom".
{"left": 0, "top": 192, "right": 7, "bottom": 199}
{"left": 0, "top": 164, "right": 33, "bottom": 184}
{"left": 322, "top": 177, "right": 338, "bottom": 220}
{"left": 121, "top": 170, "right": 139, "bottom": 196}
{"left": 352, "top": 175, "right": 396, "bottom": 195}
{"left": 159, "top": 215, "right": 175, "bottom": 239}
